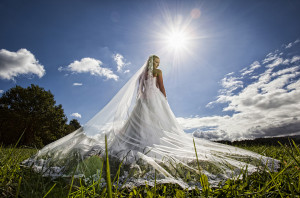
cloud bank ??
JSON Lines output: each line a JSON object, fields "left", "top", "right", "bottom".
{"left": 59, "top": 57, "right": 118, "bottom": 81}
{"left": 0, "top": 48, "right": 45, "bottom": 81}
{"left": 178, "top": 39, "right": 300, "bottom": 141}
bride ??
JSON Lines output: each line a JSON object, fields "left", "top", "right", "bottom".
{"left": 23, "top": 55, "right": 280, "bottom": 188}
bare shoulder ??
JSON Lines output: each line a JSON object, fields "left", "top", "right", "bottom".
{"left": 153, "top": 68, "right": 162, "bottom": 77}
{"left": 154, "top": 68, "right": 162, "bottom": 74}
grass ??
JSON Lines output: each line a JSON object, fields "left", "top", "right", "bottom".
{"left": 0, "top": 138, "right": 300, "bottom": 197}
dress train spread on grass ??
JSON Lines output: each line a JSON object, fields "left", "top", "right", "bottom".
{"left": 23, "top": 55, "right": 280, "bottom": 188}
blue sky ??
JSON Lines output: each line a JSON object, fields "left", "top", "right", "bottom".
{"left": 1, "top": 0, "right": 300, "bottom": 140}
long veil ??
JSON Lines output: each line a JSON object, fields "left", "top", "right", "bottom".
{"left": 23, "top": 55, "right": 280, "bottom": 188}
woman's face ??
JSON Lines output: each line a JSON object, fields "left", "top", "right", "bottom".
{"left": 153, "top": 58, "right": 160, "bottom": 69}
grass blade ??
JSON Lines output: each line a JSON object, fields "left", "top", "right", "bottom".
{"left": 105, "top": 135, "right": 113, "bottom": 198}
{"left": 42, "top": 183, "right": 56, "bottom": 198}
{"left": 193, "top": 138, "right": 211, "bottom": 196}
{"left": 15, "top": 176, "right": 22, "bottom": 198}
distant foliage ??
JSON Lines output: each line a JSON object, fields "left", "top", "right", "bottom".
{"left": 0, "top": 84, "right": 81, "bottom": 147}
{"left": 69, "top": 119, "right": 81, "bottom": 130}
{"left": 216, "top": 136, "right": 300, "bottom": 147}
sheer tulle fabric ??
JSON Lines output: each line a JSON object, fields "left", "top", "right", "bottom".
{"left": 23, "top": 55, "right": 280, "bottom": 188}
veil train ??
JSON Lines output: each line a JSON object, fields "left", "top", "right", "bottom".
{"left": 23, "top": 55, "right": 280, "bottom": 188}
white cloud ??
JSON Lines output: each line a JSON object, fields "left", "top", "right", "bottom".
{"left": 287, "top": 79, "right": 300, "bottom": 90}
{"left": 282, "top": 59, "right": 290, "bottom": 65}
{"left": 113, "top": 53, "right": 130, "bottom": 73}
{"left": 241, "top": 61, "right": 261, "bottom": 76}
{"left": 0, "top": 48, "right": 45, "bottom": 81}
{"left": 73, "top": 83, "right": 83, "bottom": 86}
{"left": 177, "top": 115, "right": 230, "bottom": 130}
{"left": 271, "top": 66, "right": 299, "bottom": 77}
{"left": 0, "top": 90, "right": 3, "bottom": 94}
{"left": 250, "top": 75, "right": 259, "bottom": 79}
{"left": 186, "top": 43, "right": 300, "bottom": 141}
{"left": 262, "top": 52, "right": 279, "bottom": 64}
{"left": 221, "top": 76, "right": 243, "bottom": 90}
{"left": 225, "top": 72, "right": 234, "bottom": 76}
{"left": 266, "top": 57, "right": 283, "bottom": 68}
{"left": 206, "top": 76, "right": 243, "bottom": 108}
{"left": 59, "top": 57, "right": 119, "bottom": 81}
{"left": 285, "top": 43, "right": 293, "bottom": 49}
{"left": 285, "top": 38, "right": 300, "bottom": 49}
{"left": 71, "top": 113, "right": 82, "bottom": 118}
{"left": 291, "top": 55, "right": 300, "bottom": 63}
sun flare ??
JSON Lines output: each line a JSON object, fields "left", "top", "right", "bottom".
{"left": 152, "top": 7, "right": 204, "bottom": 66}
{"left": 167, "top": 30, "right": 188, "bottom": 50}
{"left": 155, "top": 18, "right": 197, "bottom": 64}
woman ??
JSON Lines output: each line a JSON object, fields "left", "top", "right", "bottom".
{"left": 23, "top": 55, "right": 279, "bottom": 188}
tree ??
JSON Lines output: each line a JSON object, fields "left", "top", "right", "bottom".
{"left": 64, "top": 119, "right": 82, "bottom": 134}
{"left": 69, "top": 119, "right": 81, "bottom": 130}
{"left": 0, "top": 84, "right": 71, "bottom": 147}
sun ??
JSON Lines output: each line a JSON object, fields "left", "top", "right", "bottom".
{"left": 166, "top": 30, "right": 188, "bottom": 50}
{"left": 151, "top": 7, "right": 204, "bottom": 66}
{"left": 153, "top": 17, "right": 197, "bottom": 64}
{"left": 157, "top": 23, "right": 195, "bottom": 65}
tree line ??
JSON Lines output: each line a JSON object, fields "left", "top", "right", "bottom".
{"left": 0, "top": 84, "right": 81, "bottom": 148}
{"left": 216, "top": 136, "right": 300, "bottom": 147}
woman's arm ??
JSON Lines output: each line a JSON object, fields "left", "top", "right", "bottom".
{"left": 157, "top": 69, "right": 167, "bottom": 98}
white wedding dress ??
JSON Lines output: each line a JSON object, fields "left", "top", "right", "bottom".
{"left": 23, "top": 55, "right": 280, "bottom": 188}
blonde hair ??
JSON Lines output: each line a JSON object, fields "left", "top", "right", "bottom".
{"left": 153, "top": 55, "right": 159, "bottom": 60}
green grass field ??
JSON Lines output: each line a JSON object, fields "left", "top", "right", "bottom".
{"left": 1, "top": 139, "right": 300, "bottom": 197}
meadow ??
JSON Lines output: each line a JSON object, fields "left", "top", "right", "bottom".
{"left": 1, "top": 137, "right": 300, "bottom": 198}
